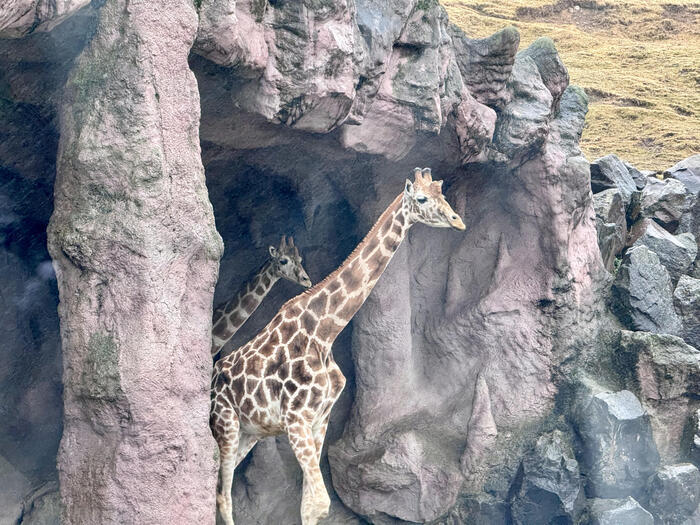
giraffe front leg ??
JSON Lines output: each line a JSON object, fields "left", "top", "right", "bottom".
{"left": 211, "top": 409, "right": 240, "bottom": 525}
{"left": 287, "top": 417, "right": 331, "bottom": 525}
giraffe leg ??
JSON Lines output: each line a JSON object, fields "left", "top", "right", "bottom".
{"left": 211, "top": 409, "right": 240, "bottom": 525}
{"left": 287, "top": 417, "right": 331, "bottom": 525}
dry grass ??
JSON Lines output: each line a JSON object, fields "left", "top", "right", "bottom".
{"left": 442, "top": 0, "right": 700, "bottom": 170}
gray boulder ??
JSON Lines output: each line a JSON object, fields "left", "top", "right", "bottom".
{"left": 612, "top": 245, "right": 682, "bottom": 335}
{"left": 588, "top": 497, "right": 654, "bottom": 525}
{"left": 593, "top": 189, "right": 627, "bottom": 271}
{"left": 666, "top": 154, "right": 700, "bottom": 196}
{"left": 574, "top": 389, "right": 659, "bottom": 498}
{"left": 19, "top": 482, "right": 60, "bottom": 525}
{"left": 616, "top": 331, "right": 700, "bottom": 462}
{"left": 674, "top": 275, "right": 700, "bottom": 349}
{"left": 631, "top": 219, "right": 697, "bottom": 281}
{"left": 509, "top": 430, "right": 584, "bottom": 524}
{"left": 590, "top": 154, "right": 637, "bottom": 205}
{"left": 646, "top": 464, "right": 700, "bottom": 524}
{"left": 632, "top": 177, "right": 693, "bottom": 232}
{"left": 624, "top": 160, "right": 650, "bottom": 190}
{"left": 690, "top": 410, "right": 700, "bottom": 468}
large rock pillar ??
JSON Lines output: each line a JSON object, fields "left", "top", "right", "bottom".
{"left": 47, "top": 1, "right": 223, "bottom": 522}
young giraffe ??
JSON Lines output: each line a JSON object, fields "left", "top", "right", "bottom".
{"left": 211, "top": 236, "right": 311, "bottom": 361}
{"left": 210, "top": 168, "right": 466, "bottom": 525}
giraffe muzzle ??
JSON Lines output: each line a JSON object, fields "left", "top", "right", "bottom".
{"left": 450, "top": 214, "right": 466, "bottom": 231}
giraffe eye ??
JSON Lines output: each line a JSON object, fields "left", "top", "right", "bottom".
{"left": 280, "top": 258, "right": 289, "bottom": 265}
{"left": 417, "top": 195, "right": 428, "bottom": 204}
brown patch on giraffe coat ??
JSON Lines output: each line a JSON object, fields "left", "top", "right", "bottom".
{"left": 230, "top": 375, "right": 245, "bottom": 398}
{"left": 367, "top": 249, "right": 389, "bottom": 281}
{"left": 329, "top": 367, "right": 345, "bottom": 397}
{"left": 278, "top": 361, "right": 290, "bottom": 380}
{"left": 308, "top": 293, "right": 327, "bottom": 316}
{"left": 261, "top": 275, "right": 271, "bottom": 287}
{"left": 265, "top": 346, "right": 286, "bottom": 376}
{"left": 292, "top": 360, "right": 313, "bottom": 383}
{"left": 306, "top": 342, "right": 323, "bottom": 371}
{"left": 326, "top": 279, "right": 341, "bottom": 294}
{"left": 284, "top": 380, "right": 298, "bottom": 395}
{"left": 278, "top": 320, "right": 298, "bottom": 342}
{"left": 316, "top": 317, "right": 341, "bottom": 342}
{"left": 308, "top": 386, "right": 323, "bottom": 409}
{"left": 245, "top": 355, "right": 263, "bottom": 377}
{"left": 254, "top": 383, "right": 267, "bottom": 405}
{"left": 240, "top": 398, "right": 254, "bottom": 414}
{"left": 380, "top": 215, "right": 393, "bottom": 236}
{"left": 340, "top": 261, "right": 361, "bottom": 290}
{"left": 392, "top": 222, "right": 403, "bottom": 236}
{"left": 285, "top": 303, "right": 302, "bottom": 318}
{"left": 255, "top": 285, "right": 265, "bottom": 295}
{"left": 231, "top": 358, "right": 244, "bottom": 377}
{"left": 212, "top": 321, "right": 233, "bottom": 339}
{"left": 328, "top": 290, "right": 345, "bottom": 314}
{"left": 383, "top": 234, "right": 400, "bottom": 253}
{"left": 245, "top": 378, "right": 258, "bottom": 394}
{"left": 396, "top": 212, "right": 406, "bottom": 226}
{"left": 241, "top": 294, "right": 258, "bottom": 314}
{"left": 300, "top": 311, "right": 316, "bottom": 334}
{"left": 288, "top": 332, "right": 307, "bottom": 359}
{"left": 291, "top": 388, "right": 309, "bottom": 411}
{"left": 361, "top": 236, "right": 379, "bottom": 259}
{"left": 266, "top": 378, "right": 283, "bottom": 398}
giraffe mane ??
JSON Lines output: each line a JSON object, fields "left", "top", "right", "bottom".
{"left": 291, "top": 192, "right": 404, "bottom": 303}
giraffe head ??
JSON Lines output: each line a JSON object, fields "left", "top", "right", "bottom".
{"left": 268, "top": 235, "right": 312, "bottom": 288}
{"left": 404, "top": 167, "right": 466, "bottom": 230}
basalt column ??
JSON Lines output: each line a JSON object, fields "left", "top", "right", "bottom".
{"left": 47, "top": 1, "right": 223, "bottom": 523}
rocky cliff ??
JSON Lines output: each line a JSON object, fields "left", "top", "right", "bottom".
{"left": 0, "top": 0, "right": 698, "bottom": 524}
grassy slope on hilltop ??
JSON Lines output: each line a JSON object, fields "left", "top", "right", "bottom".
{"left": 442, "top": 0, "right": 699, "bottom": 170}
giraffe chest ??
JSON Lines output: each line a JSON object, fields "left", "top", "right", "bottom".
{"left": 213, "top": 340, "right": 345, "bottom": 437}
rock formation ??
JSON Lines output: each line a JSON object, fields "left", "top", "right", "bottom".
{"left": 0, "top": 0, "right": 698, "bottom": 523}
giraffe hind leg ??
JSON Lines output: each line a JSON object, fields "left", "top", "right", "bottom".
{"left": 212, "top": 409, "right": 240, "bottom": 525}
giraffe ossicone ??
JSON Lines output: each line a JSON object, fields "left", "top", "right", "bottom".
{"left": 211, "top": 235, "right": 311, "bottom": 361}
{"left": 210, "top": 167, "right": 465, "bottom": 525}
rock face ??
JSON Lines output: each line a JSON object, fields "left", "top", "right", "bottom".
{"left": 574, "top": 389, "right": 659, "bottom": 498}
{"left": 631, "top": 177, "right": 693, "bottom": 232}
{"left": 509, "top": 430, "right": 584, "bottom": 524}
{"left": 674, "top": 275, "right": 700, "bottom": 348}
{"left": 588, "top": 497, "right": 654, "bottom": 525}
{"left": 645, "top": 464, "right": 700, "bottom": 524}
{"left": 593, "top": 188, "right": 627, "bottom": 271}
{"left": 45, "top": 0, "right": 222, "bottom": 522}
{"left": 612, "top": 245, "right": 682, "bottom": 335}
{"left": 615, "top": 331, "right": 700, "bottom": 461}
{"left": 667, "top": 154, "right": 700, "bottom": 196}
{"left": 0, "top": 0, "right": 90, "bottom": 38}
{"left": 591, "top": 154, "right": 637, "bottom": 205}
{"left": 631, "top": 219, "right": 697, "bottom": 281}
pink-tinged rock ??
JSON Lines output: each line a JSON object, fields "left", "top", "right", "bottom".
{"left": 47, "top": 0, "right": 222, "bottom": 523}
{"left": 460, "top": 374, "right": 498, "bottom": 475}
{"left": 0, "top": 0, "right": 89, "bottom": 38}
{"left": 194, "top": 0, "right": 360, "bottom": 133}
{"left": 453, "top": 92, "right": 497, "bottom": 164}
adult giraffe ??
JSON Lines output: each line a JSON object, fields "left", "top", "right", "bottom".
{"left": 210, "top": 168, "right": 466, "bottom": 525}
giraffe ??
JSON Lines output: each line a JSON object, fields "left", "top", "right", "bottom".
{"left": 211, "top": 235, "right": 311, "bottom": 361}
{"left": 210, "top": 168, "right": 466, "bottom": 525}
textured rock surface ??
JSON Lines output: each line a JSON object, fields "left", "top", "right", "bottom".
{"left": 44, "top": 0, "right": 222, "bottom": 522}
{"left": 631, "top": 218, "right": 697, "bottom": 281}
{"left": 615, "top": 331, "right": 700, "bottom": 462}
{"left": 509, "top": 430, "right": 584, "bottom": 524}
{"left": 632, "top": 177, "right": 694, "bottom": 232}
{"left": 646, "top": 464, "right": 700, "bottom": 524}
{"left": 593, "top": 188, "right": 627, "bottom": 271}
{"left": 574, "top": 389, "right": 659, "bottom": 498}
{"left": 588, "top": 497, "right": 654, "bottom": 525}
{"left": 674, "top": 275, "right": 700, "bottom": 349}
{"left": 0, "top": 0, "right": 90, "bottom": 38}
{"left": 624, "top": 161, "right": 649, "bottom": 190}
{"left": 612, "top": 245, "right": 682, "bottom": 335}
{"left": 667, "top": 154, "right": 700, "bottom": 196}
{"left": 591, "top": 154, "right": 638, "bottom": 205}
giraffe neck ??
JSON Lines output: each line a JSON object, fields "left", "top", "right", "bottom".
{"left": 212, "top": 261, "right": 279, "bottom": 360}
{"left": 299, "top": 193, "right": 410, "bottom": 344}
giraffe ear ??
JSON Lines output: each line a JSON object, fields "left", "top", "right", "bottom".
{"left": 269, "top": 246, "right": 278, "bottom": 258}
{"left": 405, "top": 179, "right": 414, "bottom": 197}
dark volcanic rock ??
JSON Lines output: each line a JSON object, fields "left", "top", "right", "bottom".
{"left": 593, "top": 188, "right": 627, "bottom": 271}
{"left": 574, "top": 389, "right": 660, "bottom": 498}
{"left": 509, "top": 430, "right": 584, "bottom": 525}
{"left": 588, "top": 497, "right": 654, "bottom": 525}
{"left": 612, "top": 245, "right": 682, "bottom": 335}
{"left": 624, "top": 160, "right": 650, "bottom": 190}
{"left": 631, "top": 219, "right": 697, "bottom": 281}
{"left": 646, "top": 464, "right": 700, "bottom": 524}
{"left": 674, "top": 275, "right": 700, "bottom": 349}
{"left": 615, "top": 330, "right": 700, "bottom": 462}
{"left": 590, "top": 154, "right": 637, "bottom": 205}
